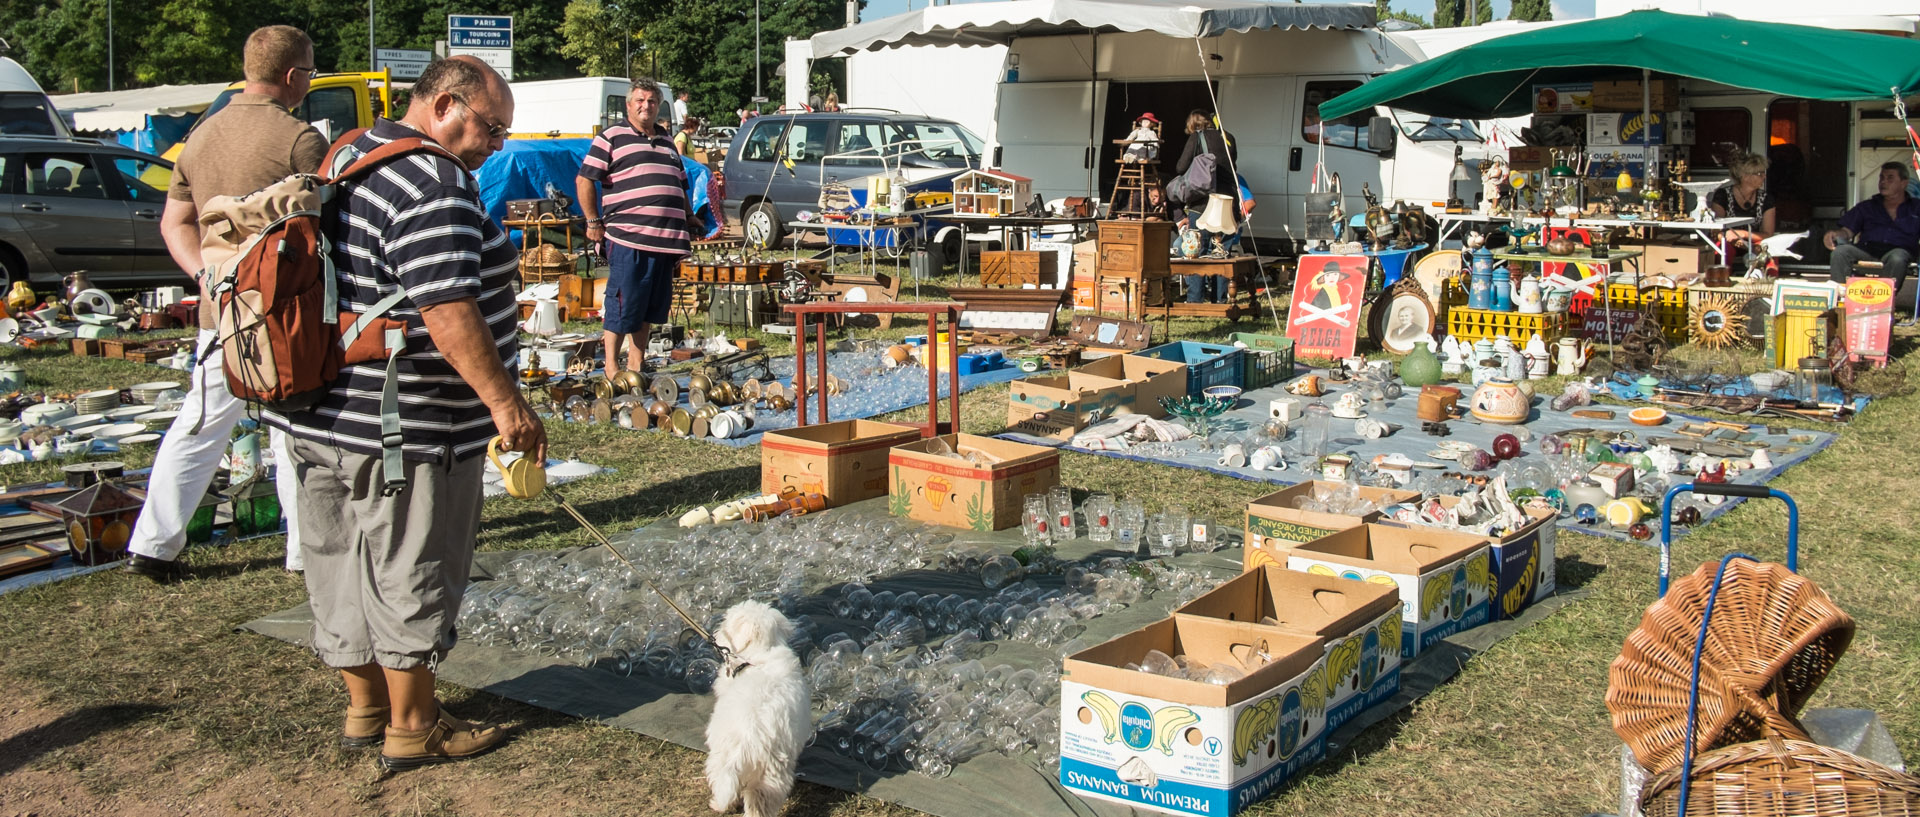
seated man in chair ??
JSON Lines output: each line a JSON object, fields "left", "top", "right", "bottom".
{"left": 1826, "top": 162, "right": 1920, "bottom": 312}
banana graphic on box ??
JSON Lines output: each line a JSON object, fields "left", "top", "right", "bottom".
{"left": 1379, "top": 613, "right": 1403, "bottom": 656}
{"left": 1324, "top": 637, "right": 1362, "bottom": 697}
{"left": 1298, "top": 663, "right": 1328, "bottom": 716}
{"left": 1421, "top": 575, "right": 1453, "bottom": 621}
{"left": 1081, "top": 690, "right": 1123, "bottom": 743}
{"left": 1231, "top": 696, "right": 1281, "bottom": 765}
{"left": 1149, "top": 705, "right": 1200, "bottom": 756}
{"left": 1466, "top": 551, "right": 1493, "bottom": 596}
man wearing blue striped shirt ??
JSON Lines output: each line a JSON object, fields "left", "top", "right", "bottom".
{"left": 274, "top": 56, "right": 545, "bottom": 770}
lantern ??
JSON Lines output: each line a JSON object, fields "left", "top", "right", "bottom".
{"left": 47, "top": 482, "right": 142, "bottom": 566}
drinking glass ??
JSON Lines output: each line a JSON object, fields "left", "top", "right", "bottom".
{"left": 1048, "top": 485, "right": 1077, "bottom": 541}
{"left": 1083, "top": 492, "right": 1115, "bottom": 542}
{"left": 1021, "top": 493, "right": 1052, "bottom": 548}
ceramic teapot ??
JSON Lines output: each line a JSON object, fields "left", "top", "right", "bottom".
{"left": 1469, "top": 378, "right": 1530, "bottom": 424}
{"left": 488, "top": 436, "right": 547, "bottom": 498}
{"left": 1555, "top": 338, "right": 1589, "bottom": 375}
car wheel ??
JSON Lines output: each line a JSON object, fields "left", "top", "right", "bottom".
{"left": 744, "top": 202, "right": 785, "bottom": 251}
{"left": 0, "top": 246, "right": 23, "bottom": 291}
{"left": 936, "top": 230, "right": 963, "bottom": 272}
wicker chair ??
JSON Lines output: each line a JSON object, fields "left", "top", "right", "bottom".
{"left": 1639, "top": 738, "right": 1920, "bottom": 817}
{"left": 1607, "top": 558, "right": 1854, "bottom": 776}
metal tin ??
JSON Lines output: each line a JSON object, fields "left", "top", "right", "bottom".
{"left": 652, "top": 376, "right": 678, "bottom": 405}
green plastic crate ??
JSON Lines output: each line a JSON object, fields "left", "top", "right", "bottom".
{"left": 1229, "top": 332, "right": 1296, "bottom": 390}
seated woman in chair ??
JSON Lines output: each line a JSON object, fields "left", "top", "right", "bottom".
{"left": 1709, "top": 152, "right": 1775, "bottom": 256}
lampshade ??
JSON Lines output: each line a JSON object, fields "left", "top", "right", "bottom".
{"left": 1195, "top": 194, "right": 1238, "bottom": 234}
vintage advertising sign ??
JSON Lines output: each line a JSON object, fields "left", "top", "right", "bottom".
{"left": 1286, "top": 255, "right": 1366, "bottom": 360}
{"left": 1844, "top": 276, "right": 1893, "bottom": 365}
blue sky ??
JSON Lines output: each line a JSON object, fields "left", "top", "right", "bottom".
{"left": 857, "top": 0, "right": 1598, "bottom": 25}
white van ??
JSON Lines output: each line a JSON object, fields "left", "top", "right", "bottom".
{"left": 0, "top": 47, "right": 73, "bottom": 139}
{"left": 796, "top": 5, "right": 1495, "bottom": 249}
{"left": 506, "top": 77, "right": 673, "bottom": 138}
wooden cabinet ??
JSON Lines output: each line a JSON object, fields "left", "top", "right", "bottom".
{"left": 1094, "top": 220, "right": 1172, "bottom": 319}
{"left": 1095, "top": 220, "right": 1173, "bottom": 279}
{"left": 980, "top": 250, "right": 1056, "bottom": 287}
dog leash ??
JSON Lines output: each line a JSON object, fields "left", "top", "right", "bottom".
{"left": 546, "top": 488, "right": 726, "bottom": 657}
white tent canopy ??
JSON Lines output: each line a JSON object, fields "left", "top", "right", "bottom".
{"left": 811, "top": 0, "right": 1375, "bottom": 55}
{"left": 51, "top": 82, "right": 229, "bottom": 133}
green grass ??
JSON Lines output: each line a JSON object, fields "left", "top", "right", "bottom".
{"left": 0, "top": 301, "right": 1914, "bottom": 816}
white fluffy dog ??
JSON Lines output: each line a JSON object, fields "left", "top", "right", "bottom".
{"left": 706, "top": 600, "right": 813, "bottom": 817}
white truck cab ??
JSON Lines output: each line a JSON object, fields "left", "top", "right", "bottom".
{"left": 506, "top": 77, "right": 674, "bottom": 139}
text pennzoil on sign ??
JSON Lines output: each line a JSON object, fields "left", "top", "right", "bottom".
{"left": 1844, "top": 276, "right": 1892, "bottom": 366}
{"left": 1285, "top": 255, "right": 1367, "bottom": 360}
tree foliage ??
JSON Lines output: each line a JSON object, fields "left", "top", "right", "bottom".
{"left": 1508, "top": 0, "right": 1552, "bottom": 23}
{"left": 1432, "top": 0, "right": 1493, "bottom": 28}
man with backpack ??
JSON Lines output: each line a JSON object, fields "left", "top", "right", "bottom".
{"left": 123, "top": 25, "right": 328, "bottom": 583}
{"left": 272, "top": 56, "right": 543, "bottom": 770}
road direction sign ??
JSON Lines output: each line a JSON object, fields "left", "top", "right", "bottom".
{"left": 375, "top": 48, "right": 432, "bottom": 80}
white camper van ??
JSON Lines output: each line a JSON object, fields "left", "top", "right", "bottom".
{"left": 798, "top": 1, "right": 1494, "bottom": 249}
{"left": 506, "top": 77, "right": 674, "bottom": 138}
{"left": 0, "top": 45, "right": 73, "bottom": 139}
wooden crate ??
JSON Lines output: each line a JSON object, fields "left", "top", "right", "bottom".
{"left": 1446, "top": 306, "right": 1571, "bottom": 346}
{"left": 980, "top": 250, "right": 1054, "bottom": 287}
{"left": 71, "top": 338, "right": 102, "bottom": 358}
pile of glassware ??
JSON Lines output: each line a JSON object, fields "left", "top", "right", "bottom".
{"left": 453, "top": 490, "right": 1234, "bottom": 776}
{"left": 1125, "top": 647, "right": 1270, "bottom": 687}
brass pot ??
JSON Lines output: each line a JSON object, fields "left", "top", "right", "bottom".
{"left": 765, "top": 393, "right": 792, "bottom": 413}
{"left": 646, "top": 399, "right": 672, "bottom": 420}
{"left": 688, "top": 373, "right": 713, "bottom": 395}
{"left": 591, "top": 377, "right": 617, "bottom": 400}
{"left": 669, "top": 408, "right": 693, "bottom": 436}
{"left": 693, "top": 403, "right": 721, "bottom": 420}
{"left": 709, "top": 381, "right": 737, "bottom": 406}
{"left": 610, "top": 369, "right": 645, "bottom": 396}
{"left": 1545, "top": 236, "right": 1578, "bottom": 257}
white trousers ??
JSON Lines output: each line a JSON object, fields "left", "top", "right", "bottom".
{"left": 127, "top": 329, "right": 304, "bottom": 568}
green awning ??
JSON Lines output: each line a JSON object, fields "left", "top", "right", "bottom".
{"left": 1320, "top": 9, "right": 1920, "bottom": 120}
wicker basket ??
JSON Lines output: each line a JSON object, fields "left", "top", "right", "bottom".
{"left": 1639, "top": 738, "right": 1920, "bottom": 817}
{"left": 519, "top": 244, "right": 577, "bottom": 284}
{"left": 1607, "top": 558, "right": 1854, "bottom": 777}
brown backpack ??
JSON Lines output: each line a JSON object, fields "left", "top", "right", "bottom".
{"left": 196, "top": 128, "right": 458, "bottom": 493}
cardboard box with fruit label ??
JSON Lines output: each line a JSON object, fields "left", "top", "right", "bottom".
{"left": 1286, "top": 524, "right": 1492, "bottom": 659}
{"left": 1060, "top": 617, "right": 1327, "bottom": 816}
{"left": 1174, "top": 566, "right": 1404, "bottom": 733}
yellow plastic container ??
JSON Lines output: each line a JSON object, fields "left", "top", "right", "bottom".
{"left": 922, "top": 331, "right": 971, "bottom": 373}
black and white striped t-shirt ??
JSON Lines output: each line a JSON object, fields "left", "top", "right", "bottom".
{"left": 273, "top": 119, "right": 519, "bottom": 464}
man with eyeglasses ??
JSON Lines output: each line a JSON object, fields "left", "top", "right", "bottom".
{"left": 125, "top": 25, "right": 328, "bottom": 585}
{"left": 270, "top": 55, "right": 538, "bottom": 770}
{"left": 577, "top": 79, "right": 695, "bottom": 375}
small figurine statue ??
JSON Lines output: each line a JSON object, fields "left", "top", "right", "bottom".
{"left": 1122, "top": 113, "right": 1161, "bottom": 164}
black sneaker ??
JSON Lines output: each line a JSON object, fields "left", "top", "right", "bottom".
{"left": 125, "top": 554, "right": 187, "bottom": 584}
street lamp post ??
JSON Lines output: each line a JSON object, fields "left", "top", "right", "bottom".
{"left": 107, "top": 0, "right": 114, "bottom": 91}
{"left": 754, "top": 0, "right": 762, "bottom": 102}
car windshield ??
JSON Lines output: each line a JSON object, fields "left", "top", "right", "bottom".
{"left": 883, "top": 121, "right": 984, "bottom": 167}
{"left": 1392, "top": 110, "right": 1481, "bottom": 142}
{"left": 200, "top": 88, "right": 239, "bottom": 124}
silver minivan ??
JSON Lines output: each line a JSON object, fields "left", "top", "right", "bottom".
{"left": 724, "top": 111, "right": 985, "bottom": 249}
{"left": 0, "top": 136, "right": 178, "bottom": 286}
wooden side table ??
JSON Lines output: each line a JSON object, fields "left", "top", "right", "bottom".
{"left": 1164, "top": 256, "right": 1261, "bottom": 321}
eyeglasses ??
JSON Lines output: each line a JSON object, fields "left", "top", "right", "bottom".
{"left": 290, "top": 66, "right": 320, "bottom": 81}
{"left": 450, "top": 94, "right": 511, "bottom": 140}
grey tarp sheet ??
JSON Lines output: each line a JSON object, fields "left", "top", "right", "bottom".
{"left": 998, "top": 380, "right": 1838, "bottom": 544}
{"left": 810, "top": 0, "right": 1376, "bottom": 55}
{"left": 241, "top": 498, "right": 1588, "bottom": 817}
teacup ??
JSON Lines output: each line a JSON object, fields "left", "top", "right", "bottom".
{"left": 487, "top": 436, "right": 547, "bottom": 499}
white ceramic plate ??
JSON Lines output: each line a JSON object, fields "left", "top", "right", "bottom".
{"left": 118, "top": 433, "right": 163, "bottom": 446}
{"left": 105, "top": 406, "right": 150, "bottom": 421}
{"left": 92, "top": 422, "right": 147, "bottom": 440}
{"left": 129, "top": 381, "right": 182, "bottom": 393}
{"left": 546, "top": 460, "right": 602, "bottom": 480}
{"left": 56, "top": 413, "right": 106, "bottom": 430}
{"left": 1427, "top": 448, "right": 1459, "bottom": 461}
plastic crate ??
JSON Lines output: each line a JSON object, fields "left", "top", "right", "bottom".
{"left": 1446, "top": 306, "right": 1571, "bottom": 346}
{"left": 1132, "top": 341, "right": 1245, "bottom": 399}
{"left": 1228, "top": 332, "right": 1296, "bottom": 391}
{"left": 1604, "top": 282, "right": 1689, "bottom": 344}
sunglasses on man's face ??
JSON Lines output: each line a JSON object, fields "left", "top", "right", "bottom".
{"left": 290, "top": 66, "right": 320, "bottom": 81}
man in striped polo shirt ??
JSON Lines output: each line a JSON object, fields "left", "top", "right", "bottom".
{"left": 275, "top": 56, "right": 545, "bottom": 770}
{"left": 576, "top": 79, "right": 693, "bottom": 374}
